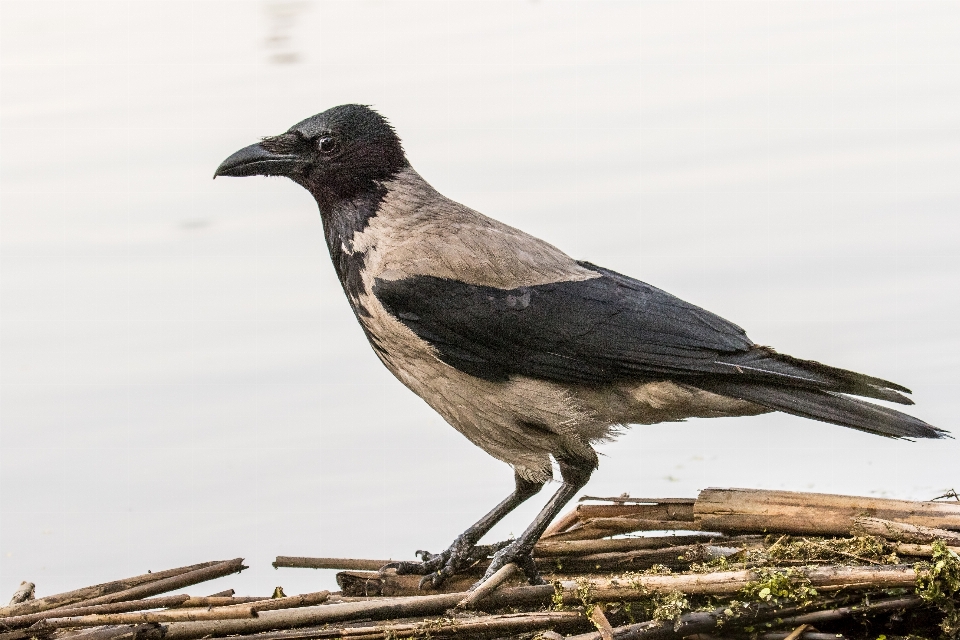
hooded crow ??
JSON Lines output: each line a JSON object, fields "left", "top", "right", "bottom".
{"left": 216, "top": 104, "right": 947, "bottom": 589}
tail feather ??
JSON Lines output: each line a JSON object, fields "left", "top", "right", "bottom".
{"left": 691, "top": 379, "right": 947, "bottom": 440}
{"left": 716, "top": 347, "right": 914, "bottom": 405}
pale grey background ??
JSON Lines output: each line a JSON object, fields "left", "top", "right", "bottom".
{"left": 1, "top": 0, "right": 958, "bottom": 598}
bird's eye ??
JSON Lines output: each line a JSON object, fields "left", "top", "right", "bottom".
{"left": 317, "top": 137, "right": 339, "bottom": 154}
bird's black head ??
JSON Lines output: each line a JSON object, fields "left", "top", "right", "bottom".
{"left": 215, "top": 104, "right": 407, "bottom": 205}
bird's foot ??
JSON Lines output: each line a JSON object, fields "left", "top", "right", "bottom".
{"left": 384, "top": 536, "right": 512, "bottom": 590}
{"left": 471, "top": 541, "right": 545, "bottom": 590}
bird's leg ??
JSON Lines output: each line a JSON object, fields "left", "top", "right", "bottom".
{"left": 385, "top": 472, "right": 545, "bottom": 589}
{"left": 471, "top": 457, "right": 594, "bottom": 589}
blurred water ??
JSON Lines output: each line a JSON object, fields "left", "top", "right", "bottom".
{"left": 1, "top": 0, "right": 959, "bottom": 599}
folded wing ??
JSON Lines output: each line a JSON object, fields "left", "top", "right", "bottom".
{"left": 373, "top": 261, "right": 946, "bottom": 440}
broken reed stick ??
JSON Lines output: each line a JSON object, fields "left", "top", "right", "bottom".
{"left": 896, "top": 542, "right": 960, "bottom": 557}
{"left": 0, "top": 560, "right": 223, "bottom": 618}
{"left": 542, "top": 502, "right": 698, "bottom": 541}
{"left": 457, "top": 563, "right": 517, "bottom": 609}
{"left": 37, "top": 606, "right": 258, "bottom": 628}
{"left": 534, "top": 534, "right": 723, "bottom": 557}
{"left": 204, "top": 611, "right": 589, "bottom": 640}
{"left": 274, "top": 558, "right": 387, "bottom": 571}
{"left": 577, "top": 564, "right": 919, "bottom": 600}
{"left": 685, "top": 632, "right": 844, "bottom": 640}
{"left": 0, "top": 594, "right": 192, "bottom": 630}
{"left": 337, "top": 571, "right": 481, "bottom": 598}
{"left": 758, "top": 633, "right": 847, "bottom": 640}
{"left": 206, "top": 589, "right": 235, "bottom": 598}
{"left": 6, "top": 584, "right": 34, "bottom": 607}
{"left": 588, "top": 604, "right": 615, "bottom": 640}
{"left": 335, "top": 612, "right": 588, "bottom": 640}
{"left": 217, "top": 591, "right": 331, "bottom": 613}
{"left": 51, "top": 558, "right": 247, "bottom": 611}
{"left": 782, "top": 625, "right": 810, "bottom": 640}
{"left": 552, "top": 543, "right": 742, "bottom": 573}
{"left": 161, "top": 592, "right": 475, "bottom": 640}
{"left": 694, "top": 487, "right": 960, "bottom": 535}
{"left": 542, "top": 507, "right": 582, "bottom": 538}
{"left": 579, "top": 497, "right": 697, "bottom": 505}
{"left": 773, "top": 594, "right": 923, "bottom": 627}
{"left": 854, "top": 516, "right": 960, "bottom": 545}
{"left": 39, "top": 623, "right": 167, "bottom": 640}
{"left": 176, "top": 596, "right": 273, "bottom": 608}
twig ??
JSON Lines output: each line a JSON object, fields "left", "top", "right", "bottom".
{"left": 896, "top": 542, "right": 960, "bottom": 557}
{"left": 336, "top": 570, "right": 479, "bottom": 597}
{"left": 542, "top": 503, "right": 697, "bottom": 541}
{"left": 161, "top": 591, "right": 475, "bottom": 640}
{"left": 188, "top": 611, "right": 589, "bottom": 640}
{"left": 578, "top": 563, "right": 918, "bottom": 600}
{"left": 218, "top": 592, "right": 331, "bottom": 613}
{"left": 535, "top": 534, "right": 722, "bottom": 557}
{"left": 854, "top": 516, "right": 960, "bottom": 545}
{"left": 588, "top": 604, "right": 614, "bottom": 640}
{"left": 694, "top": 487, "right": 960, "bottom": 535}
{"left": 52, "top": 558, "right": 247, "bottom": 610}
{"left": 0, "top": 561, "right": 222, "bottom": 618}
{"left": 52, "top": 622, "right": 166, "bottom": 640}
{"left": 759, "top": 633, "right": 847, "bottom": 640}
{"left": 578, "top": 497, "right": 696, "bottom": 505}
{"left": 0, "top": 595, "right": 192, "bottom": 630}
{"left": 782, "top": 624, "right": 809, "bottom": 640}
{"left": 931, "top": 489, "right": 960, "bottom": 502}
{"left": 774, "top": 594, "right": 923, "bottom": 626}
{"left": 561, "top": 543, "right": 742, "bottom": 572}
{"left": 176, "top": 596, "right": 272, "bottom": 608}
{"left": 36, "top": 606, "right": 258, "bottom": 628}
{"left": 274, "top": 558, "right": 388, "bottom": 571}
{"left": 457, "top": 563, "right": 517, "bottom": 609}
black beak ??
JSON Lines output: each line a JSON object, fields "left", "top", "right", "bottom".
{"left": 214, "top": 142, "right": 308, "bottom": 178}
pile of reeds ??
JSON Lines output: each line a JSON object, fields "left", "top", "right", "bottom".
{"left": 3, "top": 488, "right": 959, "bottom": 640}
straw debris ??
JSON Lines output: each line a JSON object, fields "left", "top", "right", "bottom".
{"left": 4, "top": 487, "right": 959, "bottom": 640}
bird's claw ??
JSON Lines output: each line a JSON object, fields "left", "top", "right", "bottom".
{"left": 472, "top": 543, "right": 545, "bottom": 589}
{"left": 391, "top": 538, "right": 514, "bottom": 590}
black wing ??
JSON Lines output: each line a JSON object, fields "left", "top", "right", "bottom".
{"left": 375, "top": 262, "right": 756, "bottom": 384}
{"left": 374, "top": 262, "right": 946, "bottom": 440}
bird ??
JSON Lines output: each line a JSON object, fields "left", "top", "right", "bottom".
{"left": 215, "top": 104, "right": 947, "bottom": 590}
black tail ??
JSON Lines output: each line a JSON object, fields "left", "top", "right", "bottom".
{"left": 688, "top": 347, "right": 948, "bottom": 440}
{"left": 691, "top": 379, "right": 947, "bottom": 440}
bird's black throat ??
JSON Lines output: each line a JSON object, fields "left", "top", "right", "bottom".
{"left": 311, "top": 180, "right": 389, "bottom": 317}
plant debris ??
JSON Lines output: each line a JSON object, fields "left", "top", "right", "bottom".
{"left": 4, "top": 487, "right": 960, "bottom": 640}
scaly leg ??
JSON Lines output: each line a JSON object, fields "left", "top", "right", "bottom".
{"left": 386, "top": 471, "right": 546, "bottom": 589}
{"left": 470, "top": 457, "right": 594, "bottom": 589}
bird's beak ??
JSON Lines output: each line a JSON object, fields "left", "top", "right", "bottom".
{"left": 214, "top": 142, "right": 308, "bottom": 179}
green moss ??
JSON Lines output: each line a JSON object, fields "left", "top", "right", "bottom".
{"left": 643, "top": 564, "right": 673, "bottom": 575}
{"left": 575, "top": 577, "right": 596, "bottom": 618}
{"left": 915, "top": 540, "right": 960, "bottom": 638}
{"left": 741, "top": 567, "right": 818, "bottom": 604}
{"left": 551, "top": 580, "right": 565, "bottom": 611}
{"left": 649, "top": 591, "right": 690, "bottom": 622}
{"left": 764, "top": 534, "right": 898, "bottom": 566}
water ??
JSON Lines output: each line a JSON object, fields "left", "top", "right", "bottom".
{"left": 2, "top": 0, "right": 959, "bottom": 598}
